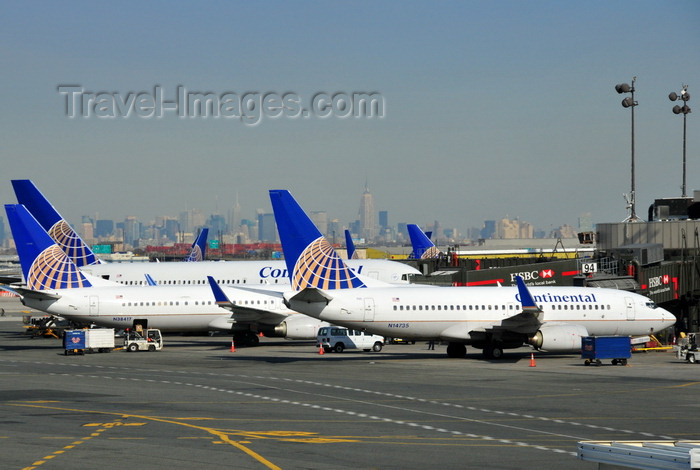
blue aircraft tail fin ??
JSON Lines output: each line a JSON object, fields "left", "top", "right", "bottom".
{"left": 407, "top": 224, "right": 442, "bottom": 259}
{"left": 269, "top": 190, "right": 366, "bottom": 291}
{"left": 344, "top": 230, "right": 359, "bottom": 259}
{"left": 12, "top": 179, "right": 101, "bottom": 267}
{"left": 5, "top": 204, "right": 92, "bottom": 290}
{"left": 515, "top": 276, "right": 541, "bottom": 314}
{"left": 185, "top": 228, "right": 209, "bottom": 261}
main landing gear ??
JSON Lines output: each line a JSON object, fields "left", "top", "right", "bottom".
{"left": 446, "top": 342, "right": 467, "bottom": 358}
{"left": 233, "top": 332, "right": 260, "bottom": 347}
{"left": 482, "top": 343, "right": 504, "bottom": 359}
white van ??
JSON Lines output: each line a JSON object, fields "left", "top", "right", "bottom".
{"left": 317, "top": 326, "right": 384, "bottom": 353}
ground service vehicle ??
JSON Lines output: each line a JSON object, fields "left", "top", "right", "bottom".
{"left": 64, "top": 328, "right": 115, "bottom": 355}
{"left": 124, "top": 328, "right": 163, "bottom": 352}
{"left": 676, "top": 332, "right": 700, "bottom": 364}
{"left": 317, "top": 326, "right": 384, "bottom": 353}
{"left": 581, "top": 336, "right": 631, "bottom": 366}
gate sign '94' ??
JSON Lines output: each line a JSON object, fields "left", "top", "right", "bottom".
{"left": 581, "top": 263, "right": 597, "bottom": 274}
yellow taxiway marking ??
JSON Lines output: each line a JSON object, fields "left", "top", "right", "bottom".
{"left": 12, "top": 403, "right": 283, "bottom": 470}
{"left": 668, "top": 381, "right": 700, "bottom": 388}
{"left": 21, "top": 422, "right": 111, "bottom": 470}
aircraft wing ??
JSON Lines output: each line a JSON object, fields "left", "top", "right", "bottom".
{"left": 494, "top": 310, "right": 543, "bottom": 334}
{"left": 487, "top": 276, "right": 543, "bottom": 335}
{"left": 227, "top": 305, "right": 289, "bottom": 325}
{"left": 206, "top": 276, "right": 289, "bottom": 325}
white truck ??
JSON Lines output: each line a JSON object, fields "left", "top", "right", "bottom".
{"left": 317, "top": 326, "right": 384, "bottom": 353}
{"left": 124, "top": 328, "right": 163, "bottom": 352}
{"left": 63, "top": 328, "right": 115, "bottom": 355}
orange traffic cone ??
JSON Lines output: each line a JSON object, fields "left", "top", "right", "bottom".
{"left": 230, "top": 339, "right": 236, "bottom": 353}
{"left": 529, "top": 352, "right": 536, "bottom": 367}
{"left": 319, "top": 344, "right": 325, "bottom": 355}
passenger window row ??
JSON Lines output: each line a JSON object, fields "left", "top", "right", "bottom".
{"left": 392, "top": 303, "right": 612, "bottom": 311}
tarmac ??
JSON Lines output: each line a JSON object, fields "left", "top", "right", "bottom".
{"left": 1, "top": 297, "right": 699, "bottom": 469}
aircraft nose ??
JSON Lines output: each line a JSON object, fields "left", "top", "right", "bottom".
{"left": 661, "top": 308, "right": 676, "bottom": 325}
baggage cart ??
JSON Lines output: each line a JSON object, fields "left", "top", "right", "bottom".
{"left": 64, "top": 329, "right": 115, "bottom": 355}
{"left": 581, "top": 336, "right": 631, "bottom": 366}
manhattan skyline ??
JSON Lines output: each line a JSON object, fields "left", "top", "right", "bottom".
{"left": 1, "top": 2, "right": 698, "bottom": 237}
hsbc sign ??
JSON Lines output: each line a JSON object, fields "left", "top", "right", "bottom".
{"left": 648, "top": 274, "right": 670, "bottom": 289}
{"left": 510, "top": 269, "right": 555, "bottom": 283}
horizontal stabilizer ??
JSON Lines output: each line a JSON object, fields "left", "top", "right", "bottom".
{"left": 7, "top": 286, "right": 61, "bottom": 301}
{"left": 0, "top": 274, "right": 22, "bottom": 285}
{"left": 287, "top": 287, "right": 334, "bottom": 305}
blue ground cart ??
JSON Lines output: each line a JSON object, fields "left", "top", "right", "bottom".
{"left": 581, "top": 336, "right": 631, "bottom": 366}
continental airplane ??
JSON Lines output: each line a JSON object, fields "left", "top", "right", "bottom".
{"left": 407, "top": 223, "right": 442, "bottom": 259}
{"left": 185, "top": 227, "right": 209, "bottom": 261}
{"left": 3, "top": 204, "right": 328, "bottom": 344}
{"left": 10, "top": 179, "right": 208, "bottom": 264}
{"left": 270, "top": 189, "right": 676, "bottom": 358}
{"left": 11, "top": 179, "right": 420, "bottom": 286}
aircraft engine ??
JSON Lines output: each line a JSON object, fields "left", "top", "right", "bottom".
{"left": 262, "top": 315, "right": 329, "bottom": 340}
{"left": 528, "top": 323, "right": 589, "bottom": 352}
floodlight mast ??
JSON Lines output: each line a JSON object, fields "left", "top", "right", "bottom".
{"left": 615, "top": 77, "right": 641, "bottom": 222}
{"left": 669, "top": 85, "right": 691, "bottom": 197}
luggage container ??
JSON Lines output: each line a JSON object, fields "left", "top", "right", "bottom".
{"left": 64, "top": 329, "right": 115, "bottom": 355}
{"left": 581, "top": 336, "right": 631, "bottom": 366}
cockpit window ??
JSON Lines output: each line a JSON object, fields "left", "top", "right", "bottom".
{"left": 646, "top": 302, "right": 658, "bottom": 309}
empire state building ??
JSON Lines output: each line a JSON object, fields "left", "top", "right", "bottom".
{"left": 358, "top": 184, "right": 376, "bottom": 241}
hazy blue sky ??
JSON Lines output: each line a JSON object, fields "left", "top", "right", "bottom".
{"left": 1, "top": 1, "right": 699, "bottom": 236}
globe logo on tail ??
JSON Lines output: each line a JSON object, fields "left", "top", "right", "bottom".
{"left": 186, "top": 245, "right": 203, "bottom": 262}
{"left": 27, "top": 245, "right": 92, "bottom": 290}
{"left": 421, "top": 246, "right": 441, "bottom": 259}
{"left": 49, "top": 220, "right": 99, "bottom": 267}
{"left": 292, "top": 237, "right": 366, "bottom": 290}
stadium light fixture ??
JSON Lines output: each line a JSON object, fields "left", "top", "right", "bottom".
{"left": 669, "top": 85, "right": 691, "bottom": 197}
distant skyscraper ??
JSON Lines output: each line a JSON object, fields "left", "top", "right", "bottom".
{"left": 123, "top": 216, "right": 140, "bottom": 247}
{"left": 207, "top": 214, "right": 227, "bottom": 237}
{"left": 578, "top": 212, "right": 593, "bottom": 232}
{"left": 179, "top": 209, "right": 205, "bottom": 234}
{"left": 229, "top": 192, "right": 242, "bottom": 234}
{"left": 481, "top": 220, "right": 496, "bottom": 239}
{"left": 164, "top": 218, "right": 179, "bottom": 241}
{"left": 397, "top": 223, "right": 408, "bottom": 240}
{"left": 379, "top": 210, "right": 388, "bottom": 231}
{"left": 81, "top": 222, "right": 94, "bottom": 241}
{"left": 358, "top": 183, "right": 376, "bottom": 241}
{"left": 257, "top": 213, "right": 277, "bottom": 242}
{"left": 309, "top": 211, "right": 328, "bottom": 236}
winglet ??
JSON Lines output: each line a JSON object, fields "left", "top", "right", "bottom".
{"left": 185, "top": 228, "right": 209, "bottom": 262}
{"left": 5, "top": 204, "right": 92, "bottom": 290}
{"left": 12, "top": 179, "right": 101, "bottom": 267}
{"left": 344, "top": 230, "right": 358, "bottom": 259}
{"left": 407, "top": 224, "right": 442, "bottom": 259}
{"left": 145, "top": 274, "right": 157, "bottom": 286}
{"left": 515, "top": 275, "right": 540, "bottom": 313}
{"left": 269, "top": 190, "right": 366, "bottom": 290}
{"left": 207, "top": 276, "right": 233, "bottom": 309}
